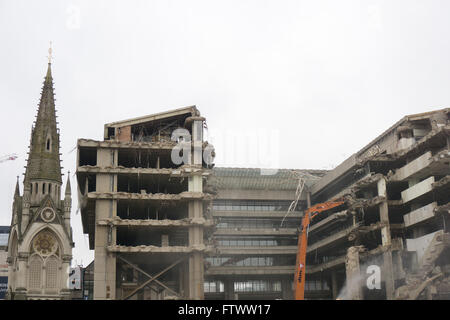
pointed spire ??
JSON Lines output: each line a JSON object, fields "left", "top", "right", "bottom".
{"left": 65, "top": 171, "right": 71, "bottom": 196}
{"left": 24, "top": 48, "right": 62, "bottom": 185}
{"left": 14, "top": 176, "right": 20, "bottom": 198}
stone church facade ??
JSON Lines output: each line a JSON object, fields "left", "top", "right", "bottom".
{"left": 6, "top": 60, "right": 73, "bottom": 300}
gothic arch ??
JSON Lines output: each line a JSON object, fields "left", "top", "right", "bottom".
{"left": 21, "top": 224, "right": 70, "bottom": 257}
{"left": 27, "top": 229, "right": 63, "bottom": 293}
{"left": 28, "top": 228, "right": 62, "bottom": 258}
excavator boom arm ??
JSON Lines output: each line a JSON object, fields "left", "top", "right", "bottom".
{"left": 294, "top": 200, "right": 344, "bottom": 300}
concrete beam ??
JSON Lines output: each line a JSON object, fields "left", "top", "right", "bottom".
{"left": 212, "top": 211, "right": 303, "bottom": 218}
{"left": 309, "top": 210, "right": 349, "bottom": 234}
{"left": 78, "top": 138, "right": 177, "bottom": 150}
{"left": 217, "top": 246, "right": 297, "bottom": 255}
{"left": 401, "top": 176, "right": 435, "bottom": 203}
{"left": 307, "top": 225, "right": 359, "bottom": 253}
{"left": 77, "top": 166, "right": 211, "bottom": 177}
{"left": 391, "top": 152, "right": 433, "bottom": 181}
{"left": 404, "top": 202, "right": 437, "bottom": 227}
{"left": 307, "top": 256, "right": 346, "bottom": 274}
{"left": 214, "top": 228, "right": 297, "bottom": 236}
{"left": 206, "top": 265, "right": 295, "bottom": 276}
{"left": 98, "top": 217, "right": 215, "bottom": 227}
{"left": 310, "top": 154, "right": 358, "bottom": 195}
{"left": 217, "top": 189, "right": 297, "bottom": 201}
{"left": 87, "top": 191, "right": 214, "bottom": 201}
{"left": 107, "top": 245, "right": 214, "bottom": 253}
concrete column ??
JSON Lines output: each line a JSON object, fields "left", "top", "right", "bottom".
{"left": 187, "top": 168, "right": 204, "bottom": 299}
{"left": 178, "top": 262, "right": 188, "bottom": 298}
{"left": 331, "top": 271, "right": 338, "bottom": 299}
{"left": 93, "top": 243, "right": 116, "bottom": 300}
{"left": 224, "top": 279, "right": 235, "bottom": 300}
{"left": 345, "top": 246, "right": 364, "bottom": 300}
{"left": 377, "top": 178, "right": 395, "bottom": 300}
{"left": 93, "top": 149, "right": 117, "bottom": 300}
{"left": 281, "top": 278, "right": 294, "bottom": 300}
{"left": 306, "top": 192, "right": 311, "bottom": 208}
{"left": 188, "top": 200, "right": 204, "bottom": 299}
{"left": 192, "top": 120, "right": 203, "bottom": 166}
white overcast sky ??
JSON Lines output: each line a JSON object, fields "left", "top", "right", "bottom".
{"left": 1, "top": 0, "right": 450, "bottom": 266}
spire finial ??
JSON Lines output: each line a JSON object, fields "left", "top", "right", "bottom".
{"left": 48, "top": 41, "right": 53, "bottom": 64}
{"left": 65, "top": 171, "right": 72, "bottom": 196}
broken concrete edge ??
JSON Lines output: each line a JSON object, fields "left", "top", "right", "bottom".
{"left": 78, "top": 138, "right": 178, "bottom": 149}
{"left": 97, "top": 217, "right": 215, "bottom": 227}
{"left": 431, "top": 149, "right": 450, "bottom": 162}
{"left": 77, "top": 165, "right": 212, "bottom": 177}
{"left": 351, "top": 173, "right": 385, "bottom": 192}
{"left": 86, "top": 191, "right": 216, "bottom": 201}
{"left": 184, "top": 116, "right": 206, "bottom": 127}
{"left": 434, "top": 202, "right": 450, "bottom": 215}
{"left": 394, "top": 125, "right": 450, "bottom": 160}
{"left": 307, "top": 223, "right": 362, "bottom": 253}
{"left": 432, "top": 175, "right": 450, "bottom": 189}
{"left": 106, "top": 244, "right": 215, "bottom": 253}
{"left": 313, "top": 126, "right": 449, "bottom": 198}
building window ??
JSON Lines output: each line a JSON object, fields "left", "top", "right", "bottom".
{"left": 46, "top": 139, "right": 51, "bottom": 151}
{"left": 212, "top": 200, "right": 292, "bottom": 212}
{"left": 234, "top": 280, "right": 281, "bottom": 293}
{"left": 204, "top": 281, "right": 224, "bottom": 293}
{"left": 46, "top": 256, "right": 58, "bottom": 288}
{"left": 29, "top": 255, "right": 43, "bottom": 289}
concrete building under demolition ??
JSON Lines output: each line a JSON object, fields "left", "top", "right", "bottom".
{"left": 76, "top": 107, "right": 449, "bottom": 300}
{"left": 76, "top": 106, "right": 215, "bottom": 299}
{"left": 306, "top": 108, "right": 450, "bottom": 300}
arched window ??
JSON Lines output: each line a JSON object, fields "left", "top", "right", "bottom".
{"left": 28, "top": 255, "right": 43, "bottom": 289}
{"left": 45, "top": 256, "right": 58, "bottom": 288}
{"left": 30, "top": 183, "right": 33, "bottom": 194}
{"left": 28, "top": 229, "right": 62, "bottom": 293}
{"left": 45, "top": 132, "right": 53, "bottom": 153}
{"left": 43, "top": 183, "right": 46, "bottom": 194}
{"left": 49, "top": 184, "right": 52, "bottom": 194}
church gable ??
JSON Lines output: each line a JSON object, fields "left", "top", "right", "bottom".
{"left": 30, "top": 195, "right": 61, "bottom": 224}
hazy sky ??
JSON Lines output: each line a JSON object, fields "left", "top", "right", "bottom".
{"left": 1, "top": 0, "right": 450, "bottom": 266}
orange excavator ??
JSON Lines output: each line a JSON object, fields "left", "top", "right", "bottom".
{"left": 294, "top": 199, "right": 345, "bottom": 300}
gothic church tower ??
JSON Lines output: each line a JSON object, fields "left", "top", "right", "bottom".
{"left": 6, "top": 54, "right": 73, "bottom": 300}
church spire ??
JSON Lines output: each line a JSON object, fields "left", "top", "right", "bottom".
{"left": 14, "top": 176, "right": 20, "bottom": 198}
{"left": 24, "top": 49, "right": 62, "bottom": 185}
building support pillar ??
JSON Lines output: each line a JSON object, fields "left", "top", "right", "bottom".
{"left": 224, "top": 279, "right": 235, "bottom": 300}
{"left": 377, "top": 178, "right": 395, "bottom": 300}
{"left": 345, "top": 246, "right": 364, "bottom": 300}
{"left": 281, "top": 278, "right": 293, "bottom": 300}
{"left": 331, "top": 271, "right": 338, "bottom": 299}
